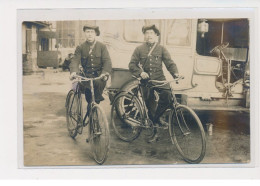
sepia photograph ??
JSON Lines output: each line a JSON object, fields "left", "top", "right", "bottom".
{"left": 20, "top": 10, "right": 251, "bottom": 167}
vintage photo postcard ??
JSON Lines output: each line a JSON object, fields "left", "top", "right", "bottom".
{"left": 18, "top": 8, "right": 255, "bottom": 168}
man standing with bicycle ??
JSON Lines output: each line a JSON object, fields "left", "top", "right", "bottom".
{"left": 69, "top": 24, "right": 112, "bottom": 114}
{"left": 129, "top": 24, "right": 180, "bottom": 141}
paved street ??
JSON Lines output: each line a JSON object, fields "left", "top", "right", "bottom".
{"left": 22, "top": 69, "right": 250, "bottom": 166}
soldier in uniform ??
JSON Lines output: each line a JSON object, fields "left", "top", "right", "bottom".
{"left": 129, "top": 24, "right": 179, "bottom": 141}
{"left": 70, "top": 24, "right": 112, "bottom": 116}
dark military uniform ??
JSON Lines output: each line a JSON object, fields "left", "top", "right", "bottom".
{"left": 129, "top": 42, "right": 178, "bottom": 80}
{"left": 129, "top": 42, "right": 178, "bottom": 122}
{"left": 70, "top": 40, "right": 112, "bottom": 103}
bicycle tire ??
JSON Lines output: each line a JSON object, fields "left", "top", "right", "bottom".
{"left": 65, "top": 90, "right": 82, "bottom": 138}
{"left": 89, "top": 104, "right": 110, "bottom": 165}
{"left": 111, "top": 92, "right": 142, "bottom": 142}
{"left": 169, "top": 104, "right": 206, "bottom": 163}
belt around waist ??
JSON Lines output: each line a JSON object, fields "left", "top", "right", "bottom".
{"left": 85, "top": 69, "right": 101, "bottom": 73}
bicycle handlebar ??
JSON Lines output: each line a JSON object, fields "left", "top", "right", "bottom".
{"left": 149, "top": 76, "right": 184, "bottom": 84}
{"left": 73, "top": 74, "right": 104, "bottom": 82}
{"left": 132, "top": 75, "right": 184, "bottom": 87}
{"left": 210, "top": 42, "right": 229, "bottom": 54}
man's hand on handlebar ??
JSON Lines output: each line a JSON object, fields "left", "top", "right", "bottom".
{"left": 173, "top": 73, "right": 180, "bottom": 79}
{"left": 69, "top": 72, "right": 77, "bottom": 80}
{"left": 140, "top": 72, "right": 149, "bottom": 79}
{"left": 100, "top": 73, "right": 109, "bottom": 81}
{"left": 173, "top": 74, "right": 184, "bottom": 84}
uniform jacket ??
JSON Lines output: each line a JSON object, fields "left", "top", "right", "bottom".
{"left": 129, "top": 42, "right": 178, "bottom": 80}
{"left": 70, "top": 40, "right": 112, "bottom": 77}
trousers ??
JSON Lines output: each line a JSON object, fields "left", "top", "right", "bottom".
{"left": 82, "top": 79, "right": 106, "bottom": 104}
{"left": 140, "top": 83, "right": 172, "bottom": 122}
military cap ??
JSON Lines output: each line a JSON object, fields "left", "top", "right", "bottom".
{"left": 142, "top": 24, "right": 160, "bottom": 36}
{"left": 83, "top": 24, "right": 100, "bottom": 36}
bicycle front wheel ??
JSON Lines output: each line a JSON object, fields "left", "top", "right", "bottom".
{"left": 89, "top": 105, "right": 110, "bottom": 165}
{"left": 169, "top": 105, "right": 206, "bottom": 163}
{"left": 111, "top": 92, "right": 143, "bottom": 142}
{"left": 66, "top": 90, "right": 82, "bottom": 138}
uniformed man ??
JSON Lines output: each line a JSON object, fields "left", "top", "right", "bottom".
{"left": 69, "top": 24, "right": 112, "bottom": 112}
{"left": 129, "top": 24, "right": 179, "bottom": 138}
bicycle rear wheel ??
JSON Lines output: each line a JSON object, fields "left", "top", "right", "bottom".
{"left": 111, "top": 92, "right": 142, "bottom": 142}
{"left": 66, "top": 90, "right": 82, "bottom": 138}
{"left": 169, "top": 105, "right": 206, "bottom": 163}
{"left": 89, "top": 105, "right": 110, "bottom": 165}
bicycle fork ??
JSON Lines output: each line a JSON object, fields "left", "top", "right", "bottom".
{"left": 172, "top": 108, "right": 191, "bottom": 136}
{"left": 171, "top": 92, "right": 191, "bottom": 136}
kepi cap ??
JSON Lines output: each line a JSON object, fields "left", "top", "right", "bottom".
{"left": 142, "top": 24, "right": 160, "bottom": 36}
{"left": 83, "top": 24, "right": 100, "bottom": 36}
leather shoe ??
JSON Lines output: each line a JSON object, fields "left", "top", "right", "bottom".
{"left": 95, "top": 95, "right": 105, "bottom": 103}
{"left": 155, "top": 117, "right": 168, "bottom": 129}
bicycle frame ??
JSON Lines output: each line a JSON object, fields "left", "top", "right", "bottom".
{"left": 130, "top": 78, "right": 181, "bottom": 127}
{"left": 67, "top": 74, "right": 110, "bottom": 164}
{"left": 112, "top": 76, "right": 205, "bottom": 163}
{"left": 70, "top": 75, "right": 101, "bottom": 129}
{"left": 214, "top": 43, "right": 233, "bottom": 101}
{"left": 82, "top": 78, "right": 97, "bottom": 126}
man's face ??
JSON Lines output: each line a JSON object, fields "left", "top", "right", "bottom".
{"left": 84, "top": 29, "right": 96, "bottom": 42}
{"left": 144, "top": 29, "right": 157, "bottom": 43}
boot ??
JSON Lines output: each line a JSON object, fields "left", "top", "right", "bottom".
{"left": 147, "top": 132, "right": 159, "bottom": 143}
{"left": 156, "top": 117, "right": 169, "bottom": 129}
{"left": 95, "top": 95, "right": 104, "bottom": 103}
{"left": 153, "top": 110, "right": 169, "bottom": 129}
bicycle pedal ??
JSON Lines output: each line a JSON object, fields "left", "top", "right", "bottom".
{"left": 144, "top": 119, "right": 153, "bottom": 127}
{"left": 147, "top": 135, "right": 159, "bottom": 143}
{"left": 94, "top": 132, "right": 102, "bottom": 135}
{"left": 183, "top": 132, "right": 191, "bottom": 135}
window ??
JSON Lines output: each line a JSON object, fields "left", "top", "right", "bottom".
{"left": 56, "top": 21, "right": 86, "bottom": 48}
{"left": 196, "top": 19, "right": 249, "bottom": 56}
{"left": 166, "top": 19, "right": 191, "bottom": 46}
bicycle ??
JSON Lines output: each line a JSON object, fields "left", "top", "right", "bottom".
{"left": 210, "top": 42, "right": 247, "bottom": 100}
{"left": 110, "top": 76, "right": 206, "bottom": 164}
{"left": 65, "top": 73, "right": 110, "bottom": 165}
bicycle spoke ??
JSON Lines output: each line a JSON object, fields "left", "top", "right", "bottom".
{"left": 66, "top": 91, "right": 82, "bottom": 138}
{"left": 123, "top": 103, "right": 134, "bottom": 108}
{"left": 111, "top": 93, "right": 142, "bottom": 142}
{"left": 69, "top": 112, "right": 79, "bottom": 123}
{"left": 125, "top": 106, "right": 138, "bottom": 116}
{"left": 90, "top": 105, "right": 109, "bottom": 164}
{"left": 133, "top": 109, "right": 139, "bottom": 119}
